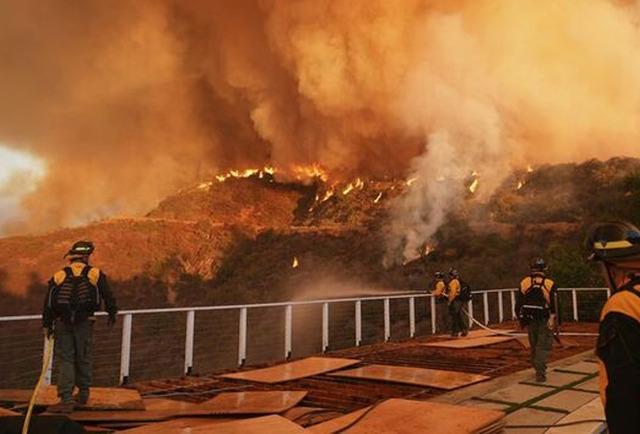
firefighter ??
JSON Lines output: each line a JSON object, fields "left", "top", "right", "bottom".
{"left": 431, "top": 271, "right": 447, "bottom": 298}
{"left": 447, "top": 268, "right": 469, "bottom": 337}
{"left": 43, "top": 241, "right": 118, "bottom": 413}
{"left": 587, "top": 221, "right": 640, "bottom": 434}
{"left": 516, "top": 258, "right": 558, "bottom": 383}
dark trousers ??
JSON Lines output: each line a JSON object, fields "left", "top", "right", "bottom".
{"left": 449, "top": 300, "right": 468, "bottom": 335}
{"left": 527, "top": 317, "right": 552, "bottom": 376}
{"left": 55, "top": 320, "right": 93, "bottom": 403}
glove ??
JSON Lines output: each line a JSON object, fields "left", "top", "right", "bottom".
{"left": 547, "top": 314, "right": 557, "bottom": 331}
{"left": 43, "top": 326, "right": 54, "bottom": 339}
{"left": 107, "top": 314, "right": 117, "bottom": 328}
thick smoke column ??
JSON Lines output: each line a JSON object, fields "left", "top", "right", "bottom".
{"left": 1, "top": 0, "right": 640, "bottom": 240}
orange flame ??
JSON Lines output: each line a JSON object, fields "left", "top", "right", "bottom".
{"left": 373, "top": 192, "right": 383, "bottom": 203}
{"left": 292, "top": 257, "right": 299, "bottom": 268}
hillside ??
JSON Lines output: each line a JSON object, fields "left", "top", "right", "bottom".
{"left": 2, "top": 157, "right": 640, "bottom": 315}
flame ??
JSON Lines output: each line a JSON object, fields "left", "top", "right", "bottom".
{"left": 406, "top": 177, "right": 418, "bottom": 186}
{"left": 355, "top": 178, "right": 364, "bottom": 189}
{"left": 373, "top": 192, "right": 383, "bottom": 203}
{"left": 292, "top": 257, "right": 299, "bottom": 268}
{"left": 527, "top": 164, "right": 534, "bottom": 173}
{"left": 197, "top": 181, "right": 213, "bottom": 190}
{"left": 423, "top": 244, "right": 434, "bottom": 256}
{"left": 468, "top": 178, "right": 479, "bottom": 194}
{"left": 321, "top": 189, "right": 334, "bottom": 202}
{"left": 516, "top": 180, "right": 524, "bottom": 190}
{"left": 215, "top": 166, "right": 276, "bottom": 182}
{"left": 292, "top": 164, "right": 327, "bottom": 181}
{"left": 342, "top": 183, "right": 355, "bottom": 195}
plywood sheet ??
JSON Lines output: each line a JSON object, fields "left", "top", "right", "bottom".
{"left": 423, "top": 336, "right": 514, "bottom": 349}
{"left": 197, "top": 391, "right": 307, "bottom": 414}
{"left": 0, "top": 386, "right": 144, "bottom": 410}
{"left": 190, "top": 415, "right": 307, "bottom": 434}
{"left": 328, "top": 364, "right": 489, "bottom": 390}
{"left": 119, "top": 417, "right": 238, "bottom": 434}
{"left": 70, "top": 410, "right": 187, "bottom": 423}
{"left": 142, "top": 398, "right": 197, "bottom": 412}
{"left": 463, "top": 329, "right": 515, "bottom": 339}
{"left": 558, "top": 361, "right": 599, "bottom": 375}
{"left": 220, "top": 357, "right": 360, "bottom": 384}
{"left": 0, "top": 407, "right": 18, "bottom": 416}
{"left": 308, "top": 399, "right": 505, "bottom": 434}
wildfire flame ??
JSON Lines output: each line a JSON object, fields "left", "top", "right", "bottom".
{"left": 292, "top": 257, "right": 299, "bottom": 268}
{"left": 527, "top": 164, "right": 534, "bottom": 173}
{"left": 215, "top": 166, "right": 275, "bottom": 182}
{"left": 516, "top": 180, "right": 524, "bottom": 190}
{"left": 292, "top": 164, "right": 327, "bottom": 182}
{"left": 321, "top": 189, "right": 334, "bottom": 202}
{"left": 468, "top": 178, "right": 479, "bottom": 194}
{"left": 342, "top": 183, "right": 355, "bottom": 195}
{"left": 373, "top": 192, "right": 383, "bottom": 203}
{"left": 406, "top": 177, "right": 418, "bottom": 186}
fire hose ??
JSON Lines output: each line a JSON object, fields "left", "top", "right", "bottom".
{"left": 21, "top": 335, "right": 54, "bottom": 434}
{"left": 460, "top": 307, "right": 598, "bottom": 338}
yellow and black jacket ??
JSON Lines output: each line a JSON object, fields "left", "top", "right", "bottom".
{"left": 43, "top": 261, "right": 117, "bottom": 327}
{"left": 597, "top": 280, "right": 640, "bottom": 432}
{"left": 447, "top": 278, "right": 461, "bottom": 304}
{"left": 516, "top": 273, "right": 557, "bottom": 322}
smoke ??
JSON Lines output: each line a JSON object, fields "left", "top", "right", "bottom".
{"left": 1, "top": 0, "right": 640, "bottom": 241}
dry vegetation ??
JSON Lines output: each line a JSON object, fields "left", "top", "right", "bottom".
{"left": 2, "top": 157, "right": 640, "bottom": 315}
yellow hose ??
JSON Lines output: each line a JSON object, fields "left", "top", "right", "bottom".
{"left": 21, "top": 335, "right": 54, "bottom": 434}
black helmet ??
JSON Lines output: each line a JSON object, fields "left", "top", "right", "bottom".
{"left": 530, "top": 257, "right": 548, "bottom": 272}
{"left": 434, "top": 271, "right": 444, "bottom": 279}
{"left": 65, "top": 240, "right": 95, "bottom": 258}
{"left": 586, "top": 221, "right": 640, "bottom": 261}
{"left": 448, "top": 268, "right": 459, "bottom": 278}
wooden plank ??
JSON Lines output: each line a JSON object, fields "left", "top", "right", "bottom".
{"left": 142, "top": 398, "right": 197, "bottom": 412}
{"left": 220, "top": 357, "right": 360, "bottom": 384}
{"left": 0, "top": 407, "right": 19, "bottom": 416}
{"left": 0, "top": 386, "right": 144, "bottom": 410}
{"left": 197, "top": 391, "right": 307, "bottom": 414}
{"left": 462, "top": 329, "right": 515, "bottom": 339}
{"left": 308, "top": 399, "right": 505, "bottom": 434}
{"left": 118, "top": 417, "right": 238, "bottom": 434}
{"left": 190, "top": 415, "right": 306, "bottom": 434}
{"left": 422, "top": 336, "right": 514, "bottom": 349}
{"left": 328, "top": 364, "right": 489, "bottom": 390}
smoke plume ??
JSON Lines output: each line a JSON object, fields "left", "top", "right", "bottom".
{"left": 1, "top": 0, "right": 640, "bottom": 246}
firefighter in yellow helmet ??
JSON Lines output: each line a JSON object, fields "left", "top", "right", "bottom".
{"left": 446, "top": 268, "right": 469, "bottom": 337}
{"left": 516, "top": 258, "right": 558, "bottom": 383}
{"left": 587, "top": 221, "right": 640, "bottom": 434}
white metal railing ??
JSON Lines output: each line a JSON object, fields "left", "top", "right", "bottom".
{"left": 0, "top": 288, "right": 609, "bottom": 385}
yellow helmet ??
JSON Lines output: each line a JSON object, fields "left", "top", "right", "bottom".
{"left": 586, "top": 221, "right": 640, "bottom": 261}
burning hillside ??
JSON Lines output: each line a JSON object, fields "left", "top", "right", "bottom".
{"left": 2, "top": 157, "right": 638, "bottom": 315}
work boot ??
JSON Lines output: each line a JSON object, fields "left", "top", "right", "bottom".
{"left": 74, "top": 390, "right": 89, "bottom": 408}
{"left": 48, "top": 401, "right": 74, "bottom": 414}
{"left": 535, "top": 372, "right": 547, "bottom": 383}
{"left": 461, "top": 330, "right": 468, "bottom": 337}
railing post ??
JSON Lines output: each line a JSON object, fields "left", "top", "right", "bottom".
{"left": 483, "top": 292, "right": 489, "bottom": 325}
{"left": 238, "top": 307, "right": 247, "bottom": 367}
{"left": 383, "top": 298, "right": 391, "bottom": 342}
{"left": 409, "top": 297, "right": 416, "bottom": 338}
{"left": 284, "top": 304, "right": 293, "bottom": 360}
{"left": 322, "top": 303, "right": 329, "bottom": 353}
{"left": 355, "top": 300, "right": 362, "bottom": 346}
{"left": 498, "top": 290, "right": 504, "bottom": 323}
{"left": 606, "top": 288, "right": 611, "bottom": 299}
{"left": 43, "top": 336, "right": 54, "bottom": 385}
{"left": 430, "top": 296, "right": 436, "bottom": 334}
{"left": 572, "top": 289, "right": 579, "bottom": 321}
{"left": 510, "top": 290, "right": 517, "bottom": 320}
{"left": 184, "top": 310, "right": 195, "bottom": 375}
{"left": 119, "top": 313, "right": 132, "bottom": 385}
{"left": 468, "top": 298, "right": 473, "bottom": 328}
